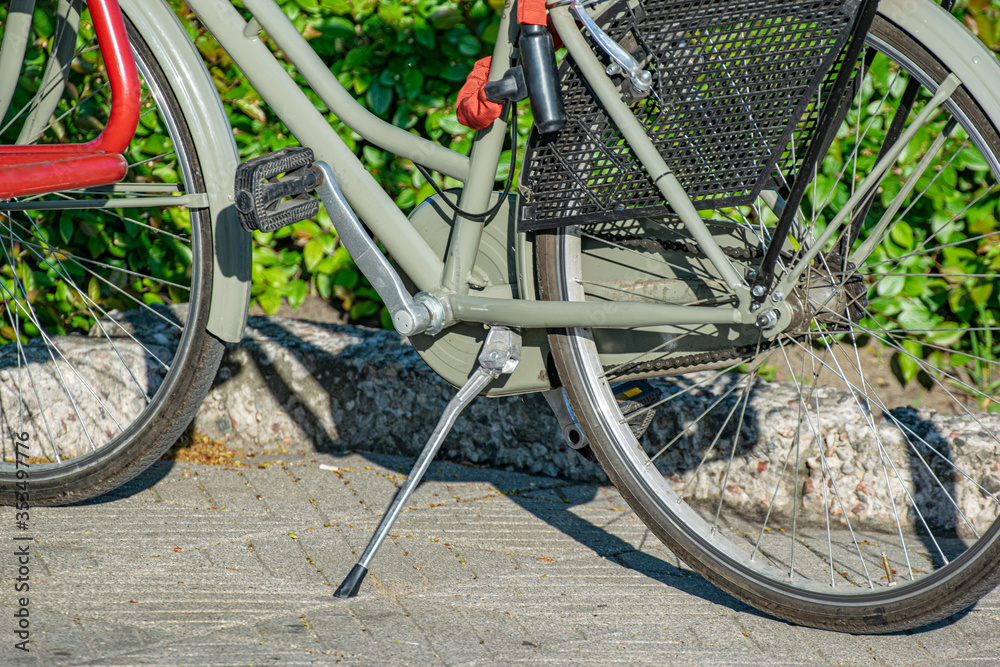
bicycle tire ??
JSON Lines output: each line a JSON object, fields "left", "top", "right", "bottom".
{"left": 538, "top": 1, "right": 1000, "bottom": 632}
{"left": 0, "top": 7, "right": 223, "bottom": 506}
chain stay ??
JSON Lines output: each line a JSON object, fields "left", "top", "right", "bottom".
{"left": 585, "top": 228, "right": 768, "bottom": 378}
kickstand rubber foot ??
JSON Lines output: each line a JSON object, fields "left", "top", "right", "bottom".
{"left": 334, "top": 563, "right": 368, "bottom": 598}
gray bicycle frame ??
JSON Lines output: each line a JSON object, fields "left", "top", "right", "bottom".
{"left": 183, "top": 0, "right": 766, "bottom": 330}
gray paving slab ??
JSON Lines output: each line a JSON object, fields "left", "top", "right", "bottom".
{"left": 3, "top": 452, "right": 1000, "bottom": 666}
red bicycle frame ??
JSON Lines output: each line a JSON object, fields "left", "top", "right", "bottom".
{"left": 0, "top": 0, "right": 140, "bottom": 200}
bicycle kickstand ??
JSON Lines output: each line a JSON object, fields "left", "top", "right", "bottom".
{"left": 334, "top": 326, "right": 521, "bottom": 598}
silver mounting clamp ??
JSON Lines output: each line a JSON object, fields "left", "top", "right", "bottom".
{"left": 566, "top": 0, "right": 653, "bottom": 94}
{"left": 312, "top": 162, "right": 445, "bottom": 337}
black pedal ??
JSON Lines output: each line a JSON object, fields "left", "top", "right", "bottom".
{"left": 234, "top": 147, "right": 321, "bottom": 233}
{"left": 613, "top": 380, "right": 661, "bottom": 440}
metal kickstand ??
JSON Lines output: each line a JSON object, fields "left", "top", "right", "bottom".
{"left": 334, "top": 327, "right": 521, "bottom": 598}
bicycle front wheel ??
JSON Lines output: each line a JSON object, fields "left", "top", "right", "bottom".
{"left": 0, "top": 4, "right": 223, "bottom": 505}
{"left": 539, "top": 1, "right": 1000, "bottom": 632}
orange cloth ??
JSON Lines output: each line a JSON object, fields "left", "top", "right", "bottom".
{"left": 456, "top": 57, "right": 503, "bottom": 130}
{"left": 517, "top": 0, "right": 548, "bottom": 25}
{"left": 454, "top": 1, "right": 561, "bottom": 130}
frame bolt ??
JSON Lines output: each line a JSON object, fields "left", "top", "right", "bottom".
{"left": 751, "top": 284, "right": 766, "bottom": 298}
{"left": 756, "top": 309, "right": 779, "bottom": 329}
{"left": 771, "top": 291, "right": 784, "bottom": 303}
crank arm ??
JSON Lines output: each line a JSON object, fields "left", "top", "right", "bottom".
{"left": 313, "top": 161, "right": 445, "bottom": 336}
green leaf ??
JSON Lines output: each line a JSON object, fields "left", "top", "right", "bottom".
{"left": 414, "top": 21, "right": 435, "bottom": 49}
{"left": 257, "top": 288, "right": 282, "bottom": 315}
{"left": 59, "top": 217, "right": 74, "bottom": 245}
{"left": 304, "top": 238, "right": 325, "bottom": 272}
{"left": 926, "top": 323, "right": 964, "bottom": 347}
{"left": 971, "top": 282, "right": 994, "bottom": 306}
{"left": 285, "top": 279, "right": 308, "bottom": 308}
{"left": 350, "top": 300, "right": 379, "bottom": 320}
{"left": 32, "top": 7, "right": 55, "bottom": 37}
{"left": 366, "top": 82, "right": 393, "bottom": 116}
{"left": 889, "top": 220, "right": 914, "bottom": 250}
{"left": 401, "top": 68, "right": 424, "bottom": 97}
{"left": 457, "top": 35, "right": 481, "bottom": 56}
{"left": 317, "top": 273, "right": 333, "bottom": 300}
{"left": 438, "top": 114, "right": 467, "bottom": 135}
{"left": 321, "top": 16, "right": 356, "bottom": 40}
{"left": 894, "top": 340, "right": 922, "bottom": 385}
{"left": 876, "top": 273, "right": 905, "bottom": 298}
{"left": 334, "top": 267, "right": 360, "bottom": 289}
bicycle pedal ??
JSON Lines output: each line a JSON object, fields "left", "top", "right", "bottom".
{"left": 612, "top": 380, "right": 661, "bottom": 440}
{"left": 234, "top": 147, "right": 320, "bottom": 233}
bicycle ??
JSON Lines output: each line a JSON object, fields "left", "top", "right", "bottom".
{"left": 3, "top": 0, "right": 1000, "bottom": 634}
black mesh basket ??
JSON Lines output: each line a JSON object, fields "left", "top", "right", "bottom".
{"left": 518, "top": 0, "right": 863, "bottom": 231}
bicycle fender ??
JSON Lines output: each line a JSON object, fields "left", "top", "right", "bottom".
{"left": 119, "top": 0, "right": 251, "bottom": 343}
{"left": 880, "top": 0, "right": 1000, "bottom": 128}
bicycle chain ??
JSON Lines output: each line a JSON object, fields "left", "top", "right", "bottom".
{"left": 587, "top": 229, "right": 765, "bottom": 261}
{"left": 585, "top": 229, "right": 769, "bottom": 379}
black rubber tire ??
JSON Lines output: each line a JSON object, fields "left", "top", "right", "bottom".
{"left": 537, "top": 10, "right": 1000, "bottom": 633}
{"left": 0, "top": 17, "right": 223, "bottom": 506}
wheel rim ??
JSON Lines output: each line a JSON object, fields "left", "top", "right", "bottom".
{"left": 550, "top": 18, "right": 1000, "bottom": 610}
{"left": 0, "top": 6, "right": 207, "bottom": 476}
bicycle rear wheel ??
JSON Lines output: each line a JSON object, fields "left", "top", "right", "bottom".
{"left": 539, "top": 1, "right": 1000, "bottom": 632}
{"left": 0, "top": 3, "right": 222, "bottom": 505}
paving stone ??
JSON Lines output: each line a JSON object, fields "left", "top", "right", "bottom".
{"left": 6, "top": 457, "right": 1000, "bottom": 665}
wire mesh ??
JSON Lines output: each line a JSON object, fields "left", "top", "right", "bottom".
{"left": 519, "top": 0, "right": 862, "bottom": 231}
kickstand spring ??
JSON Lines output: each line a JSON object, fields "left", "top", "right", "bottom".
{"left": 334, "top": 327, "right": 521, "bottom": 598}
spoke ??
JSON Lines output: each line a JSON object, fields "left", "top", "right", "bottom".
{"left": 580, "top": 232, "right": 715, "bottom": 278}
{"left": 646, "top": 366, "right": 758, "bottom": 466}
{"left": 44, "top": 192, "right": 190, "bottom": 241}
{"left": 853, "top": 184, "right": 1000, "bottom": 276}
{"left": 712, "top": 338, "right": 763, "bottom": 533}
{"left": 849, "top": 131, "right": 965, "bottom": 266}
{"left": 16, "top": 236, "right": 189, "bottom": 291}
{"left": 636, "top": 355, "right": 758, "bottom": 447}
{"left": 15, "top": 216, "right": 158, "bottom": 401}
{"left": 2, "top": 214, "right": 185, "bottom": 332}
{"left": 792, "top": 340, "right": 875, "bottom": 588}
{"left": 0, "top": 264, "right": 61, "bottom": 463}
{"left": 0, "top": 274, "right": 125, "bottom": 433}
{"left": 830, "top": 307, "right": 1000, "bottom": 415}
{"left": 0, "top": 250, "right": 99, "bottom": 451}
{"left": 127, "top": 151, "right": 178, "bottom": 169}
{"left": 752, "top": 339, "right": 813, "bottom": 568}
{"left": 782, "top": 333, "right": 953, "bottom": 565}
{"left": 677, "top": 378, "right": 753, "bottom": 499}
{"left": 36, "top": 80, "right": 110, "bottom": 136}
{"left": 828, "top": 342, "right": 982, "bottom": 539}
{"left": 0, "top": 39, "right": 99, "bottom": 137}
{"left": 599, "top": 327, "right": 707, "bottom": 379}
